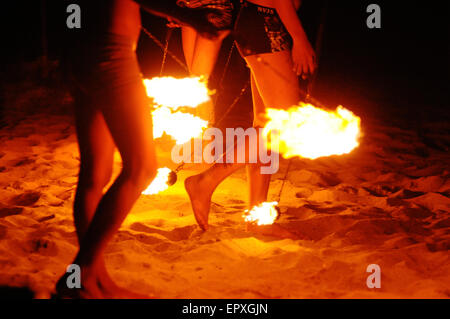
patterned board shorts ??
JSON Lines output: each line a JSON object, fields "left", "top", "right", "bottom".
{"left": 176, "top": 0, "right": 234, "bottom": 29}
{"left": 234, "top": 0, "right": 292, "bottom": 57}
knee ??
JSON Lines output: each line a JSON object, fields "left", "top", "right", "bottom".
{"left": 79, "top": 163, "right": 113, "bottom": 192}
{"left": 122, "top": 154, "right": 158, "bottom": 191}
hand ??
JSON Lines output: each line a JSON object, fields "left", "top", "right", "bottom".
{"left": 291, "top": 36, "right": 317, "bottom": 79}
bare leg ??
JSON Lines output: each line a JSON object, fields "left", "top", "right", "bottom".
{"left": 245, "top": 51, "right": 301, "bottom": 206}
{"left": 66, "top": 91, "right": 149, "bottom": 298}
{"left": 181, "top": 26, "right": 229, "bottom": 125}
{"left": 247, "top": 73, "right": 271, "bottom": 207}
{"left": 186, "top": 50, "right": 301, "bottom": 230}
{"left": 181, "top": 26, "right": 197, "bottom": 71}
{"left": 56, "top": 78, "right": 157, "bottom": 298}
{"left": 70, "top": 92, "right": 119, "bottom": 296}
{"left": 185, "top": 160, "right": 244, "bottom": 231}
{"left": 245, "top": 51, "right": 301, "bottom": 109}
{"left": 75, "top": 79, "right": 157, "bottom": 279}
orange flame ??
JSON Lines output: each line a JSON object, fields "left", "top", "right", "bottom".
{"left": 143, "top": 76, "right": 211, "bottom": 110}
{"left": 243, "top": 202, "right": 279, "bottom": 225}
{"left": 262, "top": 103, "right": 361, "bottom": 159}
{"left": 143, "top": 76, "right": 211, "bottom": 144}
{"left": 142, "top": 167, "right": 172, "bottom": 195}
{"left": 152, "top": 106, "right": 208, "bottom": 144}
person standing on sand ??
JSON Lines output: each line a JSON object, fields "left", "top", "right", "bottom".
{"left": 185, "top": 0, "right": 316, "bottom": 230}
{"left": 56, "top": 0, "right": 229, "bottom": 298}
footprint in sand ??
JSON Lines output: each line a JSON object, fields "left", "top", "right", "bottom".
{"left": 10, "top": 191, "right": 41, "bottom": 207}
{"left": 303, "top": 203, "right": 348, "bottom": 214}
{"left": 391, "top": 189, "right": 425, "bottom": 199}
{"left": 0, "top": 206, "right": 24, "bottom": 218}
{"left": 0, "top": 224, "right": 7, "bottom": 240}
{"left": 129, "top": 223, "right": 196, "bottom": 242}
{"left": 13, "top": 230, "right": 59, "bottom": 257}
{"left": 362, "top": 184, "right": 401, "bottom": 197}
{"left": 25, "top": 237, "right": 58, "bottom": 256}
{"left": 9, "top": 157, "right": 35, "bottom": 167}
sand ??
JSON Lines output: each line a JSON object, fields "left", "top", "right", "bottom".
{"left": 0, "top": 84, "right": 449, "bottom": 299}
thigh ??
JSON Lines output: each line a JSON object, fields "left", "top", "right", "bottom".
{"left": 100, "top": 79, "right": 157, "bottom": 170}
{"left": 190, "top": 31, "right": 229, "bottom": 77}
{"left": 245, "top": 50, "right": 301, "bottom": 110}
{"left": 74, "top": 91, "right": 115, "bottom": 176}
{"left": 250, "top": 72, "right": 266, "bottom": 127}
{"left": 181, "top": 26, "right": 198, "bottom": 72}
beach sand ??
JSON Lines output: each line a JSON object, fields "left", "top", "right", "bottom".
{"left": 0, "top": 83, "right": 449, "bottom": 299}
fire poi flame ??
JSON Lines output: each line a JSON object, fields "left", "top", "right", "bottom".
{"left": 244, "top": 104, "right": 361, "bottom": 225}
{"left": 143, "top": 76, "right": 211, "bottom": 110}
{"left": 144, "top": 76, "right": 211, "bottom": 145}
{"left": 142, "top": 167, "right": 175, "bottom": 195}
{"left": 243, "top": 202, "right": 279, "bottom": 226}
{"left": 141, "top": 77, "right": 210, "bottom": 195}
{"left": 152, "top": 106, "right": 208, "bottom": 144}
{"left": 262, "top": 103, "right": 361, "bottom": 159}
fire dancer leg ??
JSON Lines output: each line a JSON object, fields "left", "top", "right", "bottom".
{"left": 185, "top": 159, "right": 244, "bottom": 231}
{"left": 73, "top": 92, "right": 115, "bottom": 242}
{"left": 182, "top": 26, "right": 228, "bottom": 124}
{"left": 180, "top": 0, "right": 233, "bottom": 125}
{"left": 246, "top": 73, "right": 271, "bottom": 207}
{"left": 72, "top": 91, "right": 128, "bottom": 295}
{"left": 244, "top": 51, "right": 301, "bottom": 110}
{"left": 70, "top": 78, "right": 157, "bottom": 296}
{"left": 186, "top": 125, "right": 275, "bottom": 230}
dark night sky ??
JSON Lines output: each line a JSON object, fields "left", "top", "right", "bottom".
{"left": 1, "top": 0, "right": 449, "bottom": 121}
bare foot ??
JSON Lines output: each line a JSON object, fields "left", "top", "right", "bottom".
{"left": 54, "top": 267, "right": 150, "bottom": 299}
{"left": 185, "top": 174, "right": 213, "bottom": 231}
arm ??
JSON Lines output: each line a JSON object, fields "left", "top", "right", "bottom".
{"left": 274, "top": 0, "right": 316, "bottom": 77}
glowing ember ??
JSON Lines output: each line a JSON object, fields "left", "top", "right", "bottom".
{"left": 152, "top": 106, "right": 208, "bottom": 144}
{"left": 144, "top": 77, "right": 211, "bottom": 144}
{"left": 143, "top": 76, "right": 211, "bottom": 110}
{"left": 243, "top": 202, "right": 279, "bottom": 226}
{"left": 262, "top": 103, "right": 361, "bottom": 159}
{"left": 142, "top": 167, "right": 172, "bottom": 195}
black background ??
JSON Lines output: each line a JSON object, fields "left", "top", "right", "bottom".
{"left": 1, "top": 0, "right": 449, "bottom": 124}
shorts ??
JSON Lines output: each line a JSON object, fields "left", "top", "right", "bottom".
{"left": 66, "top": 32, "right": 149, "bottom": 118}
{"left": 176, "top": 0, "right": 234, "bottom": 29}
{"left": 234, "top": 0, "right": 292, "bottom": 57}
{"left": 68, "top": 32, "right": 143, "bottom": 95}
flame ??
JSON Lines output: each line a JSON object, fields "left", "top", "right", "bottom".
{"left": 144, "top": 76, "right": 211, "bottom": 144}
{"left": 152, "top": 106, "right": 208, "bottom": 144}
{"left": 143, "top": 76, "right": 211, "bottom": 110}
{"left": 243, "top": 202, "right": 279, "bottom": 225}
{"left": 262, "top": 103, "right": 361, "bottom": 159}
{"left": 142, "top": 167, "right": 172, "bottom": 195}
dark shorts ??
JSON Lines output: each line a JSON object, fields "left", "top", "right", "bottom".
{"left": 234, "top": 0, "right": 292, "bottom": 57}
{"left": 176, "top": 0, "right": 234, "bottom": 29}
{"left": 68, "top": 33, "right": 143, "bottom": 95}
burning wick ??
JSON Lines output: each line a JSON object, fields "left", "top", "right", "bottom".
{"left": 243, "top": 202, "right": 280, "bottom": 226}
{"left": 142, "top": 167, "right": 177, "bottom": 195}
{"left": 143, "top": 76, "right": 211, "bottom": 144}
{"left": 263, "top": 103, "right": 361, "bottom": 159}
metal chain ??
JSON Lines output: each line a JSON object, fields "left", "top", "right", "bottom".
{"left": 141, "top": 26, "right": 189, "bottom": 73}
{"left": 276, "top": 158, "right": 292, "bottom": 203}
{"left": 159, "top": 28, "right": 174, "bottom": 76}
